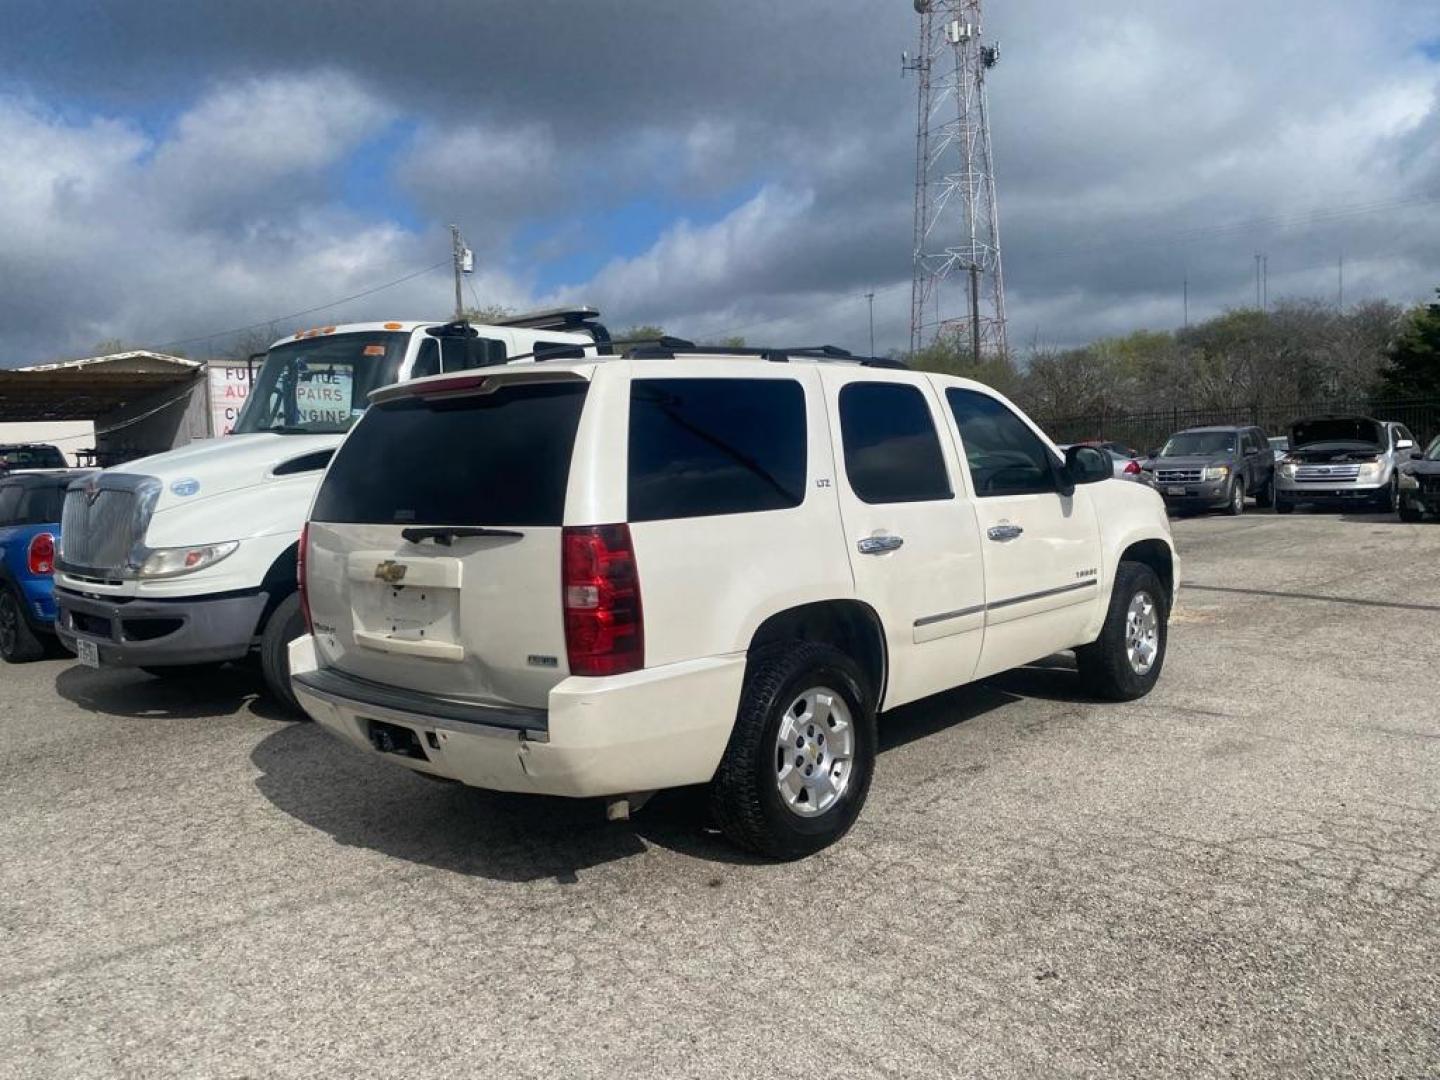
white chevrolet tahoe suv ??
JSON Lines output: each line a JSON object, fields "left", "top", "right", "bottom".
{"left": 290, "top": 344, "right": 1178, "bottom": 858}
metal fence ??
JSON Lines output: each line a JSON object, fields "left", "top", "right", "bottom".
{"left": 1040, "top": 399, "right": 1440, "bottom": 455}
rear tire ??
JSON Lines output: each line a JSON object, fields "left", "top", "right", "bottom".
{"left": 1076, "top": 562, "right": 1168, "bottom": 702}
{"left": 260, "top": 591, "right": 307, "bottom": 718}
{"left": 1399, "top": 500, "right": 1423, "bottom": 523}
{"left": 0, "top": 586, "right": 45, "bottom": 663}
{"left": 1375, "top": 476, "right": 1397, "bottom": 512}
{"left": 710, "top": 642, "right": 876, "bottom": 860}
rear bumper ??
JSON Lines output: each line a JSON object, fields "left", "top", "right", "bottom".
{"left": 289, "top": 635, "right": 746, "bottom": 799}
{"left": 54, "top": 586, "right": 269, "bottom": 666}
{"left": 17, "top": 577, "right": 58, "bottom": 632}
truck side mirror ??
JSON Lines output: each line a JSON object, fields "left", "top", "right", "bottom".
{"left": 1064, "top": 444, "right": 1110, "bottom": 489}
{"left": 1397, "top": 438, "right": 1415, "bottom": 451}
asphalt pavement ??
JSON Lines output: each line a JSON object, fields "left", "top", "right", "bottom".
{"left": 2, "top": 508, "right": 1437, "bottom": 1078}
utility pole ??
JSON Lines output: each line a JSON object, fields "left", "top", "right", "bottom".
{"left": 450, "top": 224, "right": 468, "bottom": 322}
{"left": 905, "top": 0, "right": 1007, "bottom": 358}
{"left": 865, "top": 291, "right": 877, "bottom": 355}
{"left": 1263, "top": 254, "right": 1269, "bottom": 311}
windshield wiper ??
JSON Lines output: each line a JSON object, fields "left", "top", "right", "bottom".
{"left": 401, "top": 527, "right": 524, "bottom": 547}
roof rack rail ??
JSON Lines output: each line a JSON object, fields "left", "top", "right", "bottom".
{"left": 623, "top": 342, "right": 908, "bottom": 369}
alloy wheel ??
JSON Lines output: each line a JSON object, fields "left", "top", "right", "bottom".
{"left": 1125, "top": 590, "right": 1160, "bottom": 676}
{"left": 774, "top": 687, "right": 854, "bottom": 817}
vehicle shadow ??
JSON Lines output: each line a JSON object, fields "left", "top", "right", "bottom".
{"left": 248, "top": 660, "right": 1085, "bottom": 880}
{"left": 54, "top": 662, "right": 292, "bottom": 722}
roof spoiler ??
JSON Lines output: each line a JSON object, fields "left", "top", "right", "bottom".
{"left": 492, "top": 306, "right": 612, "bottom": 355}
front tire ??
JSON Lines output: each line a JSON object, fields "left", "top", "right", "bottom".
{"left": 1256, "top": 474, "right": 1275, "bottom": 508}
{"left": 1225, "top": 476, "right": 1246, "bottom": 516}
{"left": 1375, "top": 476, "right": 1398, "bottom": 512}
{"left": 710, "top": 642, "right": 876, "bottom": 859}
{"left": 0, "top": 586, "right": 45, "bottom": 663}
{"left": 1276, "top": 497, "right": 1295, "bottom": 514}
{"left": 1076, "top": 562, "right": 1168, "bottom": 702}
{"left": 259, "top": 592, "right": 307, "bottom": 717}
{"left": 1399, "top": 500, "right": 1423, "bottom": 523}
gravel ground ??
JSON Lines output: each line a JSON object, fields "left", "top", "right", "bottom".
{"left": 2, "top": 509, "right": 1437, "bottom": 1078}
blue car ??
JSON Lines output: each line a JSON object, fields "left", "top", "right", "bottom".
{"left": 0, "top": 469, "right": 93, "bottom": 662}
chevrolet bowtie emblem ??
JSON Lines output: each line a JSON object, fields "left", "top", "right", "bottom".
{"left": 374, "top": 560, "right": 407, "bottom": 584}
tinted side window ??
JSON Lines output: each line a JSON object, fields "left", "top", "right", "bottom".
{"left": 628, "top": 378, "right": 806, "bottom": 522}
{"left": 312, "top": 381, "right": 588, "bottom": 527}
{"left": 0, "top": 485, "right": 20, "bottom": 524}
{"left": 411, "top": 339, "right": 440, "bottom": 379}
{"left": 838, "top": 382, "right": 952, "bottom": 504}
{"left": 19, "top": 485, "right": 66, "bottom": 525}
{"left": 946, "top": 389, "right": 1059, "bottom": 497}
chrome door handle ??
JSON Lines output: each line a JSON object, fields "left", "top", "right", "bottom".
{"left": 987, "top": 524, "right": 1024, "bottom": 542}
{"left": 857, "top": 535, "right": 904, "bottom": 555}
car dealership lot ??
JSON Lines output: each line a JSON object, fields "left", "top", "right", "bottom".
{"left": 2, "top": 512, "right": 1436, "bottom": 1079}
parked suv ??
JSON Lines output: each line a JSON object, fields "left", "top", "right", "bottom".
{"left": 1146, "top": 425, "right": 1275, "bottom": 515}
{"left": 1276, "top": 416, "right": 1415, "bottom": 514}
{"left": 290, "top": 345, "right": 1179, "bottom": 858}
{"left": 1397, "top": 434, "right": 1440, "bottom": 522}
{"left": 0, "top": 470, "right": 93, "bottom": 661}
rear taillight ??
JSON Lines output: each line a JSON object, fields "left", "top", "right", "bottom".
{"left": 27, "top": 532, "right": 56, "bottom": 575}
{"left": 1124, "top": 459, "right": 1142, "bottom": 475}
{"left": 297, "top": 524, "right": 313, "bottom": 634}
{"left": 562, "top": 524, "right": 643, "bottom": 677}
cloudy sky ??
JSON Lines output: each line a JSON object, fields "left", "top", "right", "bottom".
{"left": 2, "top": 0, "right": 1438, "bottom": 366}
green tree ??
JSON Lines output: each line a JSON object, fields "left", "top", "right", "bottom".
{"left": 462, "top": 304, "right": 516, "bottom": 324}
{"left": 908, "top": 331, "right": 1023, "bottom": 400}
{"left": 615, "top": 324, "right": 667, "bottom": 345}
{"left": 1376, "top": 289, "right": 1440, "bottom": 399}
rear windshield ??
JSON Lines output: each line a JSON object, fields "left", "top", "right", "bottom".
{"left": 1, "top": 446, "right": 66, "bottom": 469}
{"left": 1291, "top": 418, "right": 1382, "bottom": 448}
{"left": 312, "top": 381, "right": 588, "bottom": 527}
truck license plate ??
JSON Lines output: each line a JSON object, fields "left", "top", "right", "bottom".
{"left": 1167, "top": 486, "right": 1186, "bottom": 496}
{"left": 76, "top": 638, "right": 100, "bottom": 669}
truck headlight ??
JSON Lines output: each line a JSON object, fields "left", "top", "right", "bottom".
{"left": 1279, "top": 462, "right": 1298, "bottom": 478}
{"left": 135, "top": 541, "right": 239, "bottom": 578}
{"left": 1357, "top": 462, "right": 1384, "bottom": 484}
{"left": 1203, "top": 465, "right": 1230, "bottom": 481}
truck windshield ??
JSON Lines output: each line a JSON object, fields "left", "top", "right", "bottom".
{"left": 231, "top": 332, "right": 409, "bottom": 436}
{"left": 1159, "top": 432, "right": 1235, "bottom": 457}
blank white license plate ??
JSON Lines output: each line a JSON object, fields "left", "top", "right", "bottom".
{"left": 1167, "top": 486, "right": 1187, "bottom": 496}
{"left": 76, "top": 638, "right": 100, "bottom": 668}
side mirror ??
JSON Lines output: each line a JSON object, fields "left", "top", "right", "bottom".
{"left": 1411, "top": 451, "right": 1425, "bottom": 460}
{"left": 1146, "top": 447, "right": 1160, "bottom": 459}
{"left": 1065, "top": 444, "right": 1111, "bottom": 488}
{"left": 1397, "top": 438, "right": 1415, "bottom": 451}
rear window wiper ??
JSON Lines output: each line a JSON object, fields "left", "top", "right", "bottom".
{"left": 400, "top": 526, "right": 524, "bottom": 547}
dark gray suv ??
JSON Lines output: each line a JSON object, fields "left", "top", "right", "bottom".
{"left": 1145, "top": 425, "right": 1276, "bottom": 515}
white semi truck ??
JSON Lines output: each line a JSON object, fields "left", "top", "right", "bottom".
{"left": 54, "top": 309, "right": 609, "bottom": 712}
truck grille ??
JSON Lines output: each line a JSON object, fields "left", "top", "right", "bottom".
{"left": 59, "top": 476, "right": 160, "bottom": 575}
{"left": 1294, "top": 464, "right": 1361, "bottom": 483}
{"left": 1154, "top": 468, "right": 1203, "bottom": 485}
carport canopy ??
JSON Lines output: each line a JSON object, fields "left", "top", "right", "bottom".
{"left": 0, "top": 352, "right": 203, "bottom": 422}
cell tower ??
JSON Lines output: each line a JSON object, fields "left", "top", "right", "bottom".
{"left": 904, "top": 0, "right": 1007, "bottom": 358}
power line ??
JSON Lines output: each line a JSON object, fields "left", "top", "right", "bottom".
{"left": 153, "top": 259, "right": 449, "bottom": 353}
